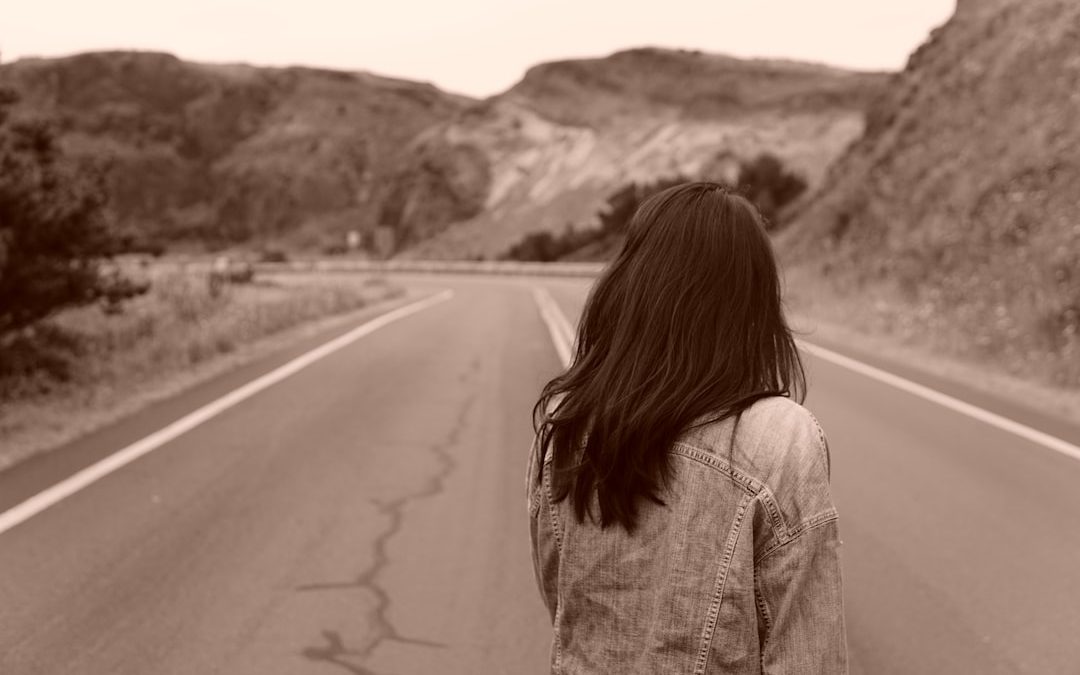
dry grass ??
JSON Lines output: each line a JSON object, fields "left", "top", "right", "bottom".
{"left": 0, "top": 270, "right": 403, "bottom": 469}
{"left": 783, "top": 263, "right": 1080, "bottom": 424}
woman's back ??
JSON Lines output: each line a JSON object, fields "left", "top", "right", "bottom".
{"left": 528, "top": 182, "right": 847, "bottom": 673}
{"left": 528, "top": 397, "right": 847, "bottom": 674}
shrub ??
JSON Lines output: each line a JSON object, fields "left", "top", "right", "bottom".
{"left": 502, "top": 177, "right": 688, "bottom": 262}
{"left": 504, "top": 231, "right": 558, "bottom": 262}
{"left": 0, "top": 87, "right": 131, "bottom": 336}
{"left": 0, "top": 323, "right": 83, "bottom": 392}
{"left": 258, "top": 248, "right": 289, "bottom": 263}
{"left": 735, "top": 153, "right": 807, "bottom": 230}
{"left": 226, "top": 262, "right": 255, "bottom": 284}
{"left": 597, "top": 176, "right": 689, "bottom": 236}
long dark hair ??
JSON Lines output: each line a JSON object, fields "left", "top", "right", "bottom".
{"left": 534, "top": 181, "right": 805, "bottom": 532}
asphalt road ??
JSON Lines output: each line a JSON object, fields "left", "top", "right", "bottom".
{"left": 546, "top": 280, "right": 1080, "bottom": 675}
{"left": 2, "top": 274, "right": 1080, "bottom": 674}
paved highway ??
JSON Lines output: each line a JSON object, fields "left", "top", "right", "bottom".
{"left": 2, "top": 274, "right": 1079, "bottom": 674}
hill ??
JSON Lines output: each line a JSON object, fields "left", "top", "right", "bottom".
{"left": 780, "top": 0, "right": 1080, "bottom": 386}
{"left": 401, "top": 48, "right": 884, "bottom": 258}
{"left": 0, "top": 51, "right": 476, "bottom": 252}
{"left": 0, "top": 48, "right": 883, "bottom": 258}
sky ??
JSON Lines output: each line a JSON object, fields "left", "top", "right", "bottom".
{"left": 1, "top": 0, "right": 956, "bottom": 97}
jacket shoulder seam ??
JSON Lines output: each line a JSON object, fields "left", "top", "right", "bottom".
{"left": 672, "top": 441, "right": 763, "bottom": 497}
{"left": 754, "top": 509, "right": 839, "bottom": 564}
{"left": 672, "top": 442, "right": 789, "bottom": 536}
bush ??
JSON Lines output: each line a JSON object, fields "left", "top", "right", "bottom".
{"left": 500, "top": 160, "right": 805, "bottom": 262}
{"left": 735, "top": 153, "right": 807, "bottom": 230}
{"left": 597, "top": 176, "right": 689, "bottom": 236}
{"left": 0, "top": 87, "right": 130, "bottom": 336}
{"left": 502, "top": 177, "right": 688, "bottom": 262}
{"left": 112, "top": 232, "right": 167, "bottom": 257}
{"left": 258, "top": 248, "right": 289, "bottom": 263}
{"left": 0, "top": 323, "right": 83, "bottom": 391}
{"left": 504, "top": 231, "right": 560, "bottom": 262}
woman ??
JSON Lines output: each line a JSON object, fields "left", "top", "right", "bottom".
{"left": 527, "top": 182, "right": 847, "bottom": 674}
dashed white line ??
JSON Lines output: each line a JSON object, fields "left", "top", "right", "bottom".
{"left": 0, "top": 289, "right": 454, "bottom": 536}
{"left": 532, "top": 286, "right": 573, "bottom": 368}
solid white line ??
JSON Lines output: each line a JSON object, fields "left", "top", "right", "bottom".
{"left": 530, "top": 291, "right": 1080, "bottom": 464}
{"left": 532, "top": 286, "right": 573, "bottom": 368}
{"left": 798, "top": 340, "right": 1080, "bottom": 463}
{"left": 0, "top": 289, "right": 455, "bottom": 536}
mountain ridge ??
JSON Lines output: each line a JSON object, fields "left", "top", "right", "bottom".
{"left": 0, "top": 47, "right": 884, "bottom": 257}
{"left": 781, "top": 0, "right": 1080, "bottom": 386}
{"left": 400, "top": 47, "right": 883, "bottom": 258}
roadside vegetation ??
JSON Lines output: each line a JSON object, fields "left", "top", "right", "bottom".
{"left": 783, "top": 261, "right": 1080, "bottom": 394}
{"left": 0, "top": 268, "right": 401, "bottom": 468}
{"left": 0, "top": 86, "right": 404, "bottom": 468}
{"left": 0, "top": 85, "right": 146, "bottom": 344}
{"left": 501, "top": 153, "right": 807, "bottom": 262}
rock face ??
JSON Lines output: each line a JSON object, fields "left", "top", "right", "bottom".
{"left": 1, "top": 48, "right": 881, "bottom": 257}
{"left": 403, "top": 48, "right": 883, "bottom": 258}
{"left": 782, "top": 0, "right": 1080, "bottom": 382}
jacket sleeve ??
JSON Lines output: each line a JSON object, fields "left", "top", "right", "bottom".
{"left": 755, "top": 517, "right": 848, "bottom": 674}
{"left": 751, "top": 408, "right": 847, "bottom": 674}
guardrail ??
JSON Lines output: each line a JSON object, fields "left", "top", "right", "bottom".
{"left": 253, "top": 259, "right": 607, "bottom": 277}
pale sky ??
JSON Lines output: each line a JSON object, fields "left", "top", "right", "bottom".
{"left": 1, "top": 0, "right": 955, "bottom": 97}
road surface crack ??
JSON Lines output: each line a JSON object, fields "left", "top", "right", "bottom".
{"left": 298, "top": 381, "right": 478, "bottom": 674}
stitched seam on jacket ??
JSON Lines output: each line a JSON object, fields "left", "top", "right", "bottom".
{"left": 542, "top": 463, "right": 563, "bottom": 555}
{"left": 754, "top": 512, "right": 839, "bottom": 564}
{"left": 528, "top": 484, "right": 542, "bottom": 518}
{"left": 807, "top": 411, "right": 831, "bottom": 480}
{"left": 694, "top": 492, "right": 751, "bottom": 675}
{"left": 541, "top": 460, "right": 564, "bottom": 671}
{"left": 528, "top": 438, "right": 543, "bottom": 518}
{"left": 754, "top": 572, "right": 772, "bottom": 671}
{"left": 674, "top": 443, "right": 790, "bottom": 541}
{"left": 672, "top": 442, "right": 763, "bottom": 496}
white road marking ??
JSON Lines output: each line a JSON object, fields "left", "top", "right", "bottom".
{"left": 532, "top": 286, "right": 573, "bottom": 368}
{"left": 799, "top": 340, "right": 1080, "bottom": 463}
{"left": 531, "top": 284, "right": 1080, "bottom": 464}
{"left": 0, "top": 289, "right": 454, "bottom": 536}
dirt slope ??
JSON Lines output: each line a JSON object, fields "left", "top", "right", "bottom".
{"left": 781, "top": 0, "right": 1080, "bottom": 386}
{"left": 402, "top": 48, "right": 883, "bottom": 258}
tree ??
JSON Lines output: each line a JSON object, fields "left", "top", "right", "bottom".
{"left": 504, "top": 231, "right": 560, "bottom": 262}
{"left": 597, "top": 176, "right": 689, "bottom": 236}
{"left": 736, "top": 153, "right": 807, "bottom": 230}
{"left": 0, "top": 87, "right": 129, "bottom": 337}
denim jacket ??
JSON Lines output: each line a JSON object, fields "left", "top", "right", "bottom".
{"left": 527, "top": 397, "right": 848, "bottom": 674}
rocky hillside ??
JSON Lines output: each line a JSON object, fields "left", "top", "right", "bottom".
{"left": 401, "top": 48, "right": 883, "bottom": 258}
{"left": 0, "top": 51, "right": 476, "bottom": 251}
{"left": 1, "top": 48, "right": 882, "bottom": 257}
{"left": 781, "top": 0, "right": 1080, "bottom": 385}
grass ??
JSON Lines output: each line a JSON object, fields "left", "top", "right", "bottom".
{"left": 0, "top": 270, "right": 404, "bottom": 469}
{"left": 783, "top": 262, "right": 1080, "bottom": 424}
